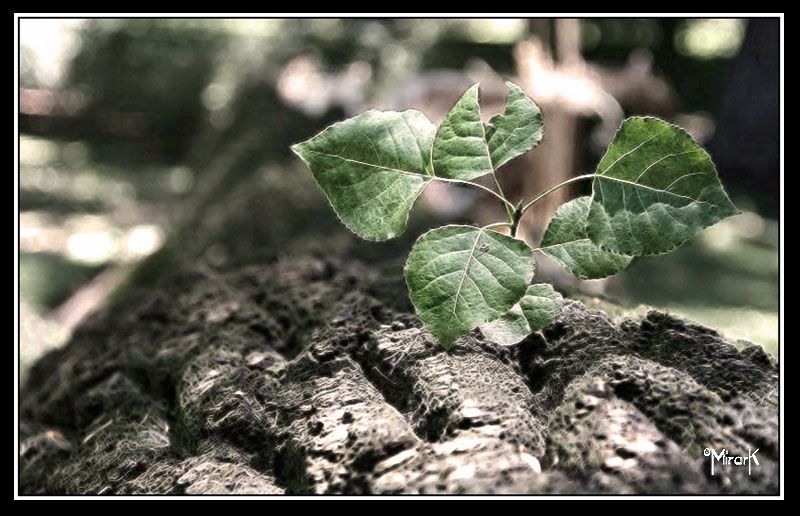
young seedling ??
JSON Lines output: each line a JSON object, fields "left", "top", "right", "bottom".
{"left": 291, "top": 82, "right": 739, "bottom": 349}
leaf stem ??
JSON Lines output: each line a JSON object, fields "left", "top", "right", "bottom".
{"left": 434, "top": 176, "right": 516, "bottom": 212}
{"left": 482, "top": 221, "right": 512, "bottom": 230}
{"left": 520, "top": 174, "right": 596, "bottom": 215}
{"left": 490, "top": 172, "right": 513, "bottom": 218}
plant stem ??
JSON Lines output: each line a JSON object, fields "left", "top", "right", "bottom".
{"left": 510, "top": 203, "right": 523, "bottom": 237}
{"left": 434, "top": 176, "right": 516, "bottom": 213}
{"left": 437, "top": 173, "right": 597, "bottom": 238}
{"left": 519, "top": 174, "right": 595, "bottom": 215}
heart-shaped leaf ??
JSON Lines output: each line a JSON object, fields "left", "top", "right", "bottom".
{"left": 587, "top": 117, "right": 739, "bottom": 256}
{"left": 291, "top": 109, "right": 436, "bottom": 241}
{"left": 485, "top": 82, "right": 543, "bottom": 170}
{"left": 404, "top": 225, "right": 534, "bottom": 348}
{"left": 540, "top": 196, "right": 632, "bottom": 279}
{"left": 480, "top": 284, "right": 563, "bottom": 346}
{"left": 431, "top": 84, "right": 493, "bottom": 181}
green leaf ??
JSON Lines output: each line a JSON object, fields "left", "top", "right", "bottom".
{"left": 404, "top": 225, "right": 534, "bottom": 348}
{"left": 431, "top": 84, "right": 493, "bottom": 181}
{"left": 539, "top": 196, "right": 632, "bottom": 279}
{"left": 291, "top": 109, "right": 436, "bottom": 241}
{"left": 587, "top": 117, "right": 739, "bottom": 256}
{"left": 485, "top": 82, "right": 543, "bottom": 170}
{"left": 480, "top": 284, "right": 563, "bottom": 346}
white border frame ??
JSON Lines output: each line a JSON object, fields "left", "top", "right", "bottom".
{"left": 13, "top": 12, "right": 784, "bottom": 501}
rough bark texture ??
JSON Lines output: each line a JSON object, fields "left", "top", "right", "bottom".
{"left": 20, "top": 256, "right": 779, "bottom": 495}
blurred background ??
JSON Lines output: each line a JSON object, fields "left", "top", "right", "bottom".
{"left": 18, "top": 18, "right": 780, "bottom": 379}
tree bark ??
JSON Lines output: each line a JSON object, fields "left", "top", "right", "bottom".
{"left": 20, "top": 254, "right": 779, "bottom": 494}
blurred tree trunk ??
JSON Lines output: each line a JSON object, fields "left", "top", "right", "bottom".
{"left": 514, "top": 19, "right": 581, "bottom": 243}
{"left": 708, "top": 18, "right": 780, "bottom": 218}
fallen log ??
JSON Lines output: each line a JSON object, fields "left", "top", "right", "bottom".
{"left": 20, "top": 256, "right": 778, "bottom": 494}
